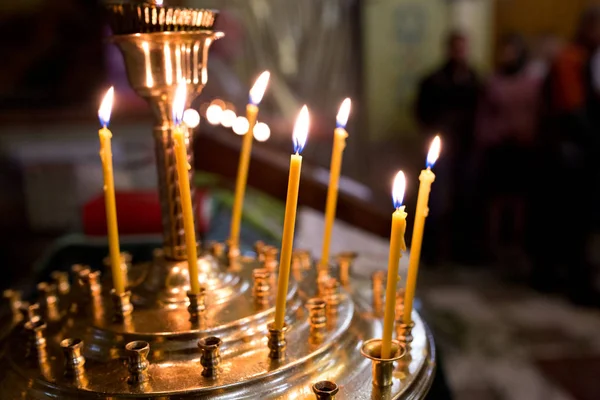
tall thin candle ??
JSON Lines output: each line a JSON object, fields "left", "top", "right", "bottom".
{"left": 273, "top": 106, "right": 310, "bottom": 330}
{"left": 319, "top": 98, "right": 351, "bottom": 273}
{"left": 172, "top": 82, "right": 201, "bottom": 294}
{"left": 98, "top": 87, "right": 126, "bottom": 295}
{"left": 229, "top": 71, "right": 270, "bottom": 250}
{"left": 381, "top": 171, "right": 407, "bottom": 359}
{"left": 403, "top": 136, "right": 440, "bottom": 324}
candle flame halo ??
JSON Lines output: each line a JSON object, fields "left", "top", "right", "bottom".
{"left": 426, "top": 135, "right": 441, "bottom": 168}
{"left": 392, "top": 171, "right": 406, "bottom": 209}
{"left": 293, "top": 105, "right": 310, "bottom": 154}
{"left": 172, "top": 81, "right": 187, "bottom": 125}
{"left": 336, "top": 98, "right": 351, "bottom": 128}
{"left": 98, "top": 87, "right": 114, "bottom": 128}
{"left": 249, "top": 71, "right": 270, "bottom": 105}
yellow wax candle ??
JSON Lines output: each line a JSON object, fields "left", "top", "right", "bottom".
{"left": 403, "top": 136, "right": 441, "bottom": 324}
{"left": 319, "top": 98, "right": 351, "bottom": 272}
{"left": 381, "top": 171, "right": 407, "bottom": 359}
{"left": 229, "top": 71, "right": 270, "bottom": 250}
{"left": 274, "top": 105, "right": 310, "bottom": 330}
{"left": 98, "top": 87, "right": 125, "bottom": 295}
{"left": 172, "top": 83, "right": 200, "bottom": 294}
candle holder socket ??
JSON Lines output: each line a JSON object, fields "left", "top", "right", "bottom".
{"left": 252, "top": 268, "right": 271, "bottom": 306}
{"left": 395, "top": 321, "right": 415, "bottom": 344}
{"left": 267, "top": 322, "right": 289, "bottom": 360}
{"left": 126, "top": 340, "right": 150, "bottom": 384}
{"left": 225, "top": 239, "right": 240, "bottom": 260}
{"left": 372, "top": 271, "right": 385, "bottom": 316}
{"left": 51, "top": 271, "right": 70, "bottom": 295}
{"left": 335, "top": 251, "right": 357, "bottom": 285}
{"left": 209, "top": 241, "right": 226, "bottom": 259}
{"left": 3, "top": 289, "right": 22, "bottom": 321}
{"left": 306, "top": 297, "right": 327, "bottom": 338}
{"left": 111, "top": 289, "right": 134, "bottom": 320}
{"left": 292, "top": 249, "right": 312, "bottom": 270}
{"left": 254, "top": 240, "right": 265, "bottom": 261}
{"left": 312, "top": 380, "right": 339, "bottom": 399}
{"left": 198, "top": 336, "right": 222, "bottom": 378}
{"left": 20, "top": 302, "right": 41, "bottom": 325}
{"left": 79, "top": 270, "right": 102, "bottom": 298}
{"left": 37, "top": 282, "right": 60, "bottom": 321}
{"left": 24, "top": 319, "right": 47, "bottom": 361}
{"left": 187, "top": 289, "right": 206, "bottom": 321}
{"left": 60, "top": 338, "right": 86, "bottom": 377}
{"left": 360, "top": 338, "right": 406, "bottom": 387}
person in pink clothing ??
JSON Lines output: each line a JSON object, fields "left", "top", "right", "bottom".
{"left": 475, "top": 34, "right": 542, "bottom": 266}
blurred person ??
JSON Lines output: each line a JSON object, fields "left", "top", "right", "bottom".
{"left": 529, "top": 7, "right": 600, "bottom": 305}
{"left": 415, "top": 31, "right": 480, "bottom": 264}
{"left": 475, "top": 34, "right": 541, "bottom": 269}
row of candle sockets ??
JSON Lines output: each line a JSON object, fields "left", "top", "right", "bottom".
{"left": 2, "top": 245, "right": 411, "bottom": 393}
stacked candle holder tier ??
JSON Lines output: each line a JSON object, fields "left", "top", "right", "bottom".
{"left": 0, "top": 250, "right": 435, "bottom": 399}
{"left": 0, "top": 1, "right": 435, "bottom": 398}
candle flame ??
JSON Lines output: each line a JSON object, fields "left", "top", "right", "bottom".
{"left": 293, "top": 105, "right": 310, "bottom": 154}
{"left": 249, "top": 71, "right": 270, "bottom": 105}
{"left": 426, "top": 135, "right": 441, "bottom": 168}
{"left": 392, "top": 171, "right": 406, "bottom": 209}
{"left": 98, "top": 87, "right": 114, "bottom": 128}
{"left": 172, "top": 81, "right": 187, "bottom": 125}
{"left": 336, "top": 98, "right": 351, "bottom": 128}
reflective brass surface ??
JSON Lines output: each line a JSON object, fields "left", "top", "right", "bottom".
{"left": 0, "top": 251, "right": 434, "bottom": 399}
{"left": 112, "top": 29, "right": 222, "bottom": 263}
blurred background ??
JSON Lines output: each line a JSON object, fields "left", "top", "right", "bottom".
{"left": 1, "top": 0, "right": 600, "bottom": 399}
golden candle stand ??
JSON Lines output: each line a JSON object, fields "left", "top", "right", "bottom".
{"left": 0, "top": 1, "right": 435, "bottom": 398}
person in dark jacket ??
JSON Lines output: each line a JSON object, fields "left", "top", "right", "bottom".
{"left": 415, "top": 31, "right": 480, "bottom": 264}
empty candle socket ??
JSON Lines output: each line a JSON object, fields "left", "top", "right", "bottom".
{"left": 24, "top": 319, "right": 47, "bottom": 361}
{"left": 395, "top": 321, "right": 415, "bottom": 344}
{"left": 198, "top": 336, "right": 222, "bottom": 378}
{"left": 20, "top": 302, "right": 41, "bottom": 325}
{"left": 267, "top": 322, "right": 288, "bottom": 360}
{"left": 306, "top": 297, "right": 327, "bottom": 338}
{"left": 3, "top": 289, "right": 22, "bottom": 321}
{"left": 111, "top": 289, "right": 134, "bottom": 320}
{"left": 335, "top": 251, "right": 356, "bottom": 286}
{"left": 323, "top": 278, "right": 341, "bottom": 315}
{"left": 60, "top": 338, "right": 86, "bottom": 377}
{"left": 312, "top": 380, "right": 339, "bottom": 399}
{"left": 209, "top": 241, "right": 225, "bottom": 259}
{"left": 394, "top": 289, "right": 405, "bottom": 323}
{"left": 79, "top": 270, "right": 102, "bottom": 298}
{"left": 252, "top": 268, "right": 271, "bottom": 306}
{"left": 360, "top": 338, "right": 406, "bottom": 387}
{"left": 254, "top": 240, "right": 265, "bottom": 261}
{"left": 293, "top": 249, "right": 312, "bottom": 270}
{"left": 126, "top": 340, "right": 150, "bottom": 384}
{"left": 372, "top": 271, "right": 385, "bottom": 316}
{"left": 187, "top": 289, "right": 206, "bottom": 322}
{"left": 37, "top": 282, "right": 60, "bottom": 321}
{"left": 51, "top": 271, "right": 70, "bottom": 295}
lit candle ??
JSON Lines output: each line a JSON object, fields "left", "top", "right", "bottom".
{"left": 403, "top": 136, "right": 440, "bottom": 324}
{"left": 274, "top": 106, "right": 310, "bottom": 330}
{"left": 229, "top": 71, "right": 271, "bottom": 250}
{"left": 381, "top": 171, "right": 407, "bottom": 358}
{"left": 98, "top": 87, "right": 126, "bottom": 295}
{"left": 319, "top": 98, "right": 351, "bottom": 272}
{"left": 172, "top": 82, "right": 201, "bottom": 294}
